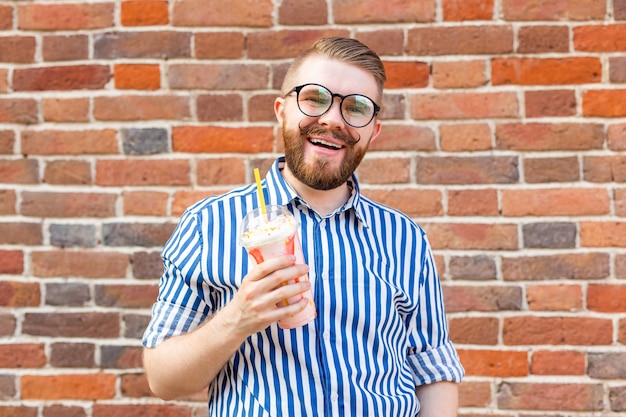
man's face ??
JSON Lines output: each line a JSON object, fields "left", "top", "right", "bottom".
{"left": 275, "top": 56, "right": 382, "bottom": 191}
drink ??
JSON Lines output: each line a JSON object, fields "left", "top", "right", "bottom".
{"left": 239, "top": 205, "right": 316, "bottom": 329}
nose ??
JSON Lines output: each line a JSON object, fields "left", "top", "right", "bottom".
{"left": 316, "top": 97, "right": 346, "bottom": 129}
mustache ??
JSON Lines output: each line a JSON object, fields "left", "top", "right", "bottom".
{"left": 298, "top": 122, "right": 361, "bottom": 145}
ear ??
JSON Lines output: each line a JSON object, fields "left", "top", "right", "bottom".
{"left": 274, "top": 97, "right": 285, "bottom": 125}
{"left": 368, "top": 119, "right": 382, "bottom": 144}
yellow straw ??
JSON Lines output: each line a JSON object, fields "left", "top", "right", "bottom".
{"left": 253, "top": 168, "right": 266, "bottom": 215}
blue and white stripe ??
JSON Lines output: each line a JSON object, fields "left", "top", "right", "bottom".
{"left": 144, "top": 157, "right": 464, "bottom": 417}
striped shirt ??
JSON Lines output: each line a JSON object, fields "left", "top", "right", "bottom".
{"left": 143, "top": 157, "right": 464, "bottom": 417}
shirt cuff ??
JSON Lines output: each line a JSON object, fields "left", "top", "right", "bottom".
{"left": 407, "top": 341, "right": 465, "bottom": 385}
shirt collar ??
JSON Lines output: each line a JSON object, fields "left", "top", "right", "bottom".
{"left": 264, "top": 157, "right": 368, "bottom": 226}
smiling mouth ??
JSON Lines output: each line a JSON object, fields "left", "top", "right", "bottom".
{"left": 309, "top": 138, "right": 344, "bottom": 150}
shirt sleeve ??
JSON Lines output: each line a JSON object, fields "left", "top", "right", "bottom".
{"left": 406, "top": 233, "right": 465, "bottom": 385}
{"left": 142, "top": 210, "right": 213, "bottom": 348}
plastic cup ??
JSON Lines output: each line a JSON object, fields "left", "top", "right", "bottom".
{"left": 239, "top": 205, "right": 316, "bottom": 329}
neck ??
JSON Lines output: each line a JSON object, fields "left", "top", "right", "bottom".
{"left": 282, "top": 165, "right": 351, "bottom": 217}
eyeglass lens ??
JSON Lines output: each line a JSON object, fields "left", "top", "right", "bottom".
{"left": 296, "top": 84, "right": 376, "bottom": 128}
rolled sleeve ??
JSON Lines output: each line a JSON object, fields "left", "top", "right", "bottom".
{"left": 407, "top": 340, "right": 465, "bottom": 385}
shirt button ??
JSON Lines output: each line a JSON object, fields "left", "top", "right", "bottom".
{"left": 330, "top": 393, "right": 339, "bottom": 402}
{"left": 323, "top": 331, "right": 330, "bottom": 340}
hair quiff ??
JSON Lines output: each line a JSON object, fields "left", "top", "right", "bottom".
{"left": 281, "top": 37, "right": 386, "bottom": 98}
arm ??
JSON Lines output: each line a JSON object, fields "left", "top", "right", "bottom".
{"left": 143, "top": 255, "right": 310, "bottom": 400}
{"left": 415, "top": 381, "right": 459, "bottom": 417}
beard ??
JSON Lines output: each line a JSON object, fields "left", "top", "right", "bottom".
{"left": 282, "top": 121, "right": 368, "bottom": 191}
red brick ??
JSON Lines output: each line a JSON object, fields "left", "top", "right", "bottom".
{"left": 524, "top": 156, "right": 579, "bottom": 183}
{"left": 502, "top": 188, "right": 609, "bottom": 216}
{"left": 526, "top": 284, "right": 582, "bottom": 311}
{"left": 369, "top": 125, "right": 436, "bottom": 151}
{"left": 497, "top": 382, "right": 604, "bottom": 411}
{"left": 617, "top": 189, "right": 626, "bottom": 217}
{"left": 195, "top": 32, "right": 245, "bottom": 59}
{"left": 518, "top": 25, "right": 570, "bottom": 53}
{"left": 525, "top": 90, "right": 576, "bottom": 117}
{"left": 574, "top": 24, "right": 626, "bottom": 51}
{"left": 459, "top": 381, "right": 492, "bottom": 407}
{"left": 502, "top": 0, "right": 606, "bottom": 20}
{"left": 43, "top": 404, "right": 86, "bottom": 417}
{"left": 0, "top": 69, "right": 7, "bottom": 93}
{"left": 0, "top": 250, "right": 23, "bottom": 274}
{"left": 608, "top": 124, "right": 626, "bottom": 150}
{"left": 114, "top": 64, "right": 160, "bottom": 90}
{"left": 197, "top": 158, "right": 246, "bottom": 186}
{"left": 357, "top": 157, "right": 410, "bottom": 184}
{"left": 492, "top": 57, "right": 601, "bottom": 85}
{"left": 354, "top": 30, "right": 404, "bottom": 56}
{"left": 0, "top": 344, "right": 45, "bottom": 368}
{"left": 410, "top": 92, "right": 519, "bottom": 119}
{"left": 21, "top": 192, "right": 117, "bottom": 218}
{"left": 444, "top": 284, "right": 522, "bottom": 312}
{"left": 197, "top": 94, "right": 244, "bottom": 122}
{"left": 0, "top": 406, "right": 37, "bottom": 417}
{"left": 249, "top": 94, "right": 278, "bottom": 122}
{"left": 424, "top": 223, "right": 518, "bottom": 250}
{"left": 581, "top": 222, "right": 626, "bottom": 248}
{"left": 94, "top": 31, "right": 190, "bottom": 59}
{"left": 502, "top": 252, "right": 609, "bottom": 281}
{"left": 0, "top": 130, "right": 14, "bottom": 154}
{"left": 22, "top": 129, "right": 117, "bottom": 155}
{"left": 620, "top": 318, "right": 626, "bottom": 344}
{"left": 172, "top": 0, "right": 271, "bottom": 26}
{"left": 449, "top": 317, "right": 499, "bottom": 345}
{"left": 123, "top": 191, "right": 169, "bottom": 216}
{"left": 93, "top": 95, "right": 190, "bottom": 121}
{"left": 23, "top": 312, "right": 120, "bottom": 338}
{"left": 440, "top": 123, "right": 492, "bottom": 151}
{"left": 503, "top": 316, "right": 612, "bottom": 345}
{"left": 458, "top": 349, "right": 528, "bottom": 377}
{"left": 246, "top": 29, "right": 349, "bottom": 60}
{"left": 95, "top": 285, "right": 159, "bottom": 309}
{"left": 584, "top": 155, "right": 626, "bottom": 182}
{"left": 42, "top": 35, "right": 88, "bottom": 61}
{"left": 361, "top": 189, "right": 442, "bottom": 217}
{"left": 13, "top": 65, "right": 110, "bottom": 91}
{"left": 96, "top": 159, "right": 190, "bottom": 186}
{"left": 408, "top": 26, "right": 513, "bottom": 55}
{"left": 50, "top": 342, "right": 95, "bottom": 368}
{"left": 42, "top": 98, "right": 90, "bottom": 123}
{"left": 587, "top": 284, "right": 626, "bottom": 312}
{"left": 121, "top": 373, "right": 153, "bottom": 398}
{"left": 383, "top": 62, "right": 429, "bottom": 89}
{"left": 0, "top": 98, "right": 38, "bottom": 124}
{"left": 21, "top": 374, "right": 116, "bottom": 400}
{"left": 583, "top": 90, "right": 626, "bottom": 117}
{"left": 44, "top": 160, "right": 91, "bottom": 185}
{"left": 416, "top": 156, "right": 518, "bottom": 185}
{"left": 31, "top": 251, "right": 128, "bottom": 278}
{"left": 443, "top": 0, "right": 493, "bottom": 20}
{"left": 121, "top": 1, "right": 169, "bottom": 26}
{"left": 0, "top": 159, "right": 39, "bottom": 184}
{"left": 618, "top": 0, "right": 626, "bottom": 20}
{"left": 531, "top": 350, "right": 585, "bottom": 375}
{"left": 278, "top": 0, "right": 327, "bottom": 25}
{"left": 496, "top": 123, "right": 603, "bottom": 151}
{"left": 0, "top": 5, "right": 12, "bottom": 30}
{"left": 18, "top": 3, "right": 114, "bottom": 30}
{"left": 611, "top": 57, "right": 626, "bottom": 82}
{"left": 432, "top": 60, "right": 487, "bottom": 89}
{"left": 0, "top": 36, "right": 36, "bottom": 63}
{"left": 334, "top": 0, "right": 435, "bottom": 23}
{"left": 173, "top": 126, "right": 274, "bottom": 154}
{"left": 0, "top": 222, "right": 42, "bottom": 245}
{"left": 447, "top": 189, "right": 498, "bottom": 216}
{"left": 92, "top": 404, "right": 191, "bottom": 417}
{"left": 0, "top": 190, "right": 16, "bottom": 214}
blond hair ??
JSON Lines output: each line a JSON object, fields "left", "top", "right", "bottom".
{"left": 281, "top": 37, "right": 386, "bottom": 98}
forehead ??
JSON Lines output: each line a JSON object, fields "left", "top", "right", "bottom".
{"left": 293, "top": 56, "right": 379, "bottom": 99}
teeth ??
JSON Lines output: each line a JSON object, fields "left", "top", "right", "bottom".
{"left": 310, "top": 138, "right": 342, "bottom": 149}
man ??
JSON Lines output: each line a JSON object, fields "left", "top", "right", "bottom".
{"left": 143, "top": 37, "right": 464, "bottom": 416}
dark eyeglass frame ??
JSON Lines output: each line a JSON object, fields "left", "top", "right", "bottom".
{"left": 285, "top": 83, "right": 381, "bottom": 128}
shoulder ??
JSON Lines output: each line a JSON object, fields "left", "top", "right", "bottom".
{"left": 358, "top": 194, "right": 426, "bottom": 235}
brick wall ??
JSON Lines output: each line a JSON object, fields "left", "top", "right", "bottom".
{"left": 1, "top": 0, "right": 625, "bottom": 415}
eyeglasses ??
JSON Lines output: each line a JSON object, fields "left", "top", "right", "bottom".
{"left": 285, "top": 83, "right": 381, "bottom": 128}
